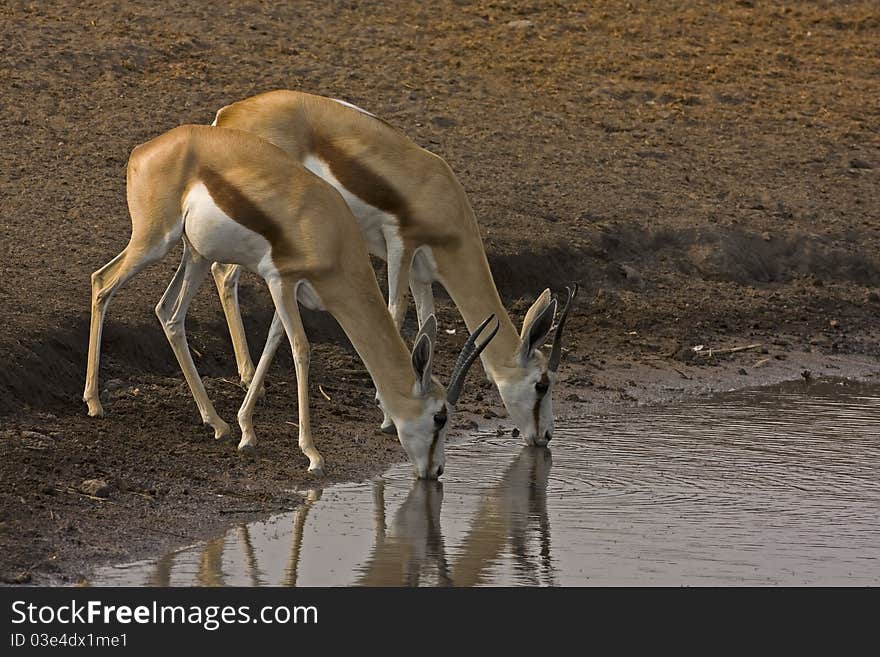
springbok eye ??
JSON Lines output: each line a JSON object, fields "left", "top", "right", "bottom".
{"left": 433, "top": 412, "right": 447, "bottom": 427}
{"left": 535, "top": 381, "right": 550, "bottom": 395}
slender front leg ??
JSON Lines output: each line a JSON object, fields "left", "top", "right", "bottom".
{"left": 264, "top": 279, "right": 325, "bottom": 475}
{"left": 155, "top": 240, "right": 230, "bottom": 439}
{"left": 211, "top": 262, "right": 260, "bottom": 392}
{"left": 236, "top": 312, "right": 285, "bottom": 452}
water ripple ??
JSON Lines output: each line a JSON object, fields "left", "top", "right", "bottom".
{"left": 93, "top": 379, "right": 880, "bottom": 586}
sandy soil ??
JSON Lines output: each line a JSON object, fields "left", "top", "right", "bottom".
{"left": 1, "top": 1, "right": 878, "bottom": 584}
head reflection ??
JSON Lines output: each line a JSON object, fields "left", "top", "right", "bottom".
{"left": 357, "top": 445, "right": 554, "bottom": 587}
{"left": 357, "top": 479, "right": 449, "bottom": 586}
{"left": 451, "top": 446, "right": 554, "bottom": 587}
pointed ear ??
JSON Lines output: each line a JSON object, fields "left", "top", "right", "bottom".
{"left": 518, "top": 293, "right": 557, "bottom": 365}
{"left": 411, "top": 331, "right": 434, "bottom": 396}
{"left": 520, "top": 289, "right": 553, "bottom": 340}
{"left": 414, "top": 314, "right": 438, "bottom": 351}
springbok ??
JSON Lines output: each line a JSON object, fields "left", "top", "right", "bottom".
{"left": 211, "top": 90, "right": 578, "bottom": 446}
{"left": 82, "top": 125, "right": 497, "bottom": 478}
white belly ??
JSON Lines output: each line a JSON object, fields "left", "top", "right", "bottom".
{"left": 183, "top": 183, "right": 276, "bottom": 277}
{"left": 302, "top": 154, "right": 393, "bottom": 259}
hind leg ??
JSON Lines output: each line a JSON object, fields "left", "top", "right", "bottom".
{"left": 155, "top": 239, "right": 230, "bottom": 440}
{"left": 83, "top": 236, "right": 177, "bottom": 417}
{"left": 236, "top": 312, "right": 285, "bottom": 452}
{"left": 211, "top": 262, "right": 262, "bottom": 394}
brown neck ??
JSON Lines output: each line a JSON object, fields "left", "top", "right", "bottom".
{"left": 317, "top": 276, "right": 420, "bottom": 421}
{"left": 431, "top": 207, "right": 520, "bottom": 381}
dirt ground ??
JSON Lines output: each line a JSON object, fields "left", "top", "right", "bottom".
{"left": 1, "top": 1, "right": 879, "bottom": 585}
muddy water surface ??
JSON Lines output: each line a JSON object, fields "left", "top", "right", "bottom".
{"left": 93, "top": 379, "right": 880, "bottom": 586}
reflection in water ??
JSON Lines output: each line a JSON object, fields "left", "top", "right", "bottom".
{"left": 197, "top": 536, "right": 226, "bottom": 587}
{"left": 357, "top": 480, "right": 450, "bottom": 586}
{"left": 92, "top": 379, "right": 880, "bottom": 586}
{"left": 450, "top": 447, "right": 553, "bottom": 587}
{"left": 283, "top": 489, "right": 321, "bottom": 586}
{"left": 355, "top": 447, "right": 554, "bottom": 586}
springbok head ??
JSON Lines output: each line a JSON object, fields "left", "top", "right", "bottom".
{"left": 495, "top": 284, "right": 578, "bottom": 447}
{"left": 392, "top": 314, "right": 499, "bottom": 479}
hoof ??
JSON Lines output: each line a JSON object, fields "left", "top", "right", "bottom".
{"left": 237, "top": 441, "right": 256, "bottom": 455}
{"left": 213, "top": 420, "right": 232, "bottom": 440}
{"left": 308, "top": 467, "right": 325, "bottom": 478}
{"left": 380, "top": 422, "right": 397, "bottom": 435}
{"left": 85, "top": 399, "right": 104, "bottom": 418}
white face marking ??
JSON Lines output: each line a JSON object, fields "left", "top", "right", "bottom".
{"left": 301, "top": 154, "right": 396, "bottom": 259}
{"left": 395, "top": 396, "right": 448, "bottom": 479}
{"left": 330, "top": 98, "right": 378, "bottom": 118}
{"left": 182, "top": 183, "right": 276, "bottom": 276}
{"left": 496, "top": 358, "right": 556, "bottom": 447}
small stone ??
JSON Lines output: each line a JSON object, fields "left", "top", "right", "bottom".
{"left": 673, "top": 346, "right": 696, "bottom": 363}
{"left": 506, "top": 19, "right": 534, "bottom": 28}
{"left": 511, "top": 428, "right": 520, "bottom": 438}
{"left": 20, "top": 431, "right": 52, "bottom": 451}
{"left": 737, "top": 368, "right": 747, "bottom": 375}
{"left": 761, "top": 231, "right": 772, "bottom": 241}
{"left": 849, "top": 158, "right": 873, "bottom": 169}
{"left": 103, "top": 378, "right": 125, "bottom": 392}
{"left": 80, "top": 479, "right": 112, "bottom": 498}
{"left": 21, "top": 430, "right": 51, "bottom": 441}
{"left": 829, "top": 319, "right": 840, "bottom": 329}
{"left": 431, "top": 116, "right": 456, "bottom": 128}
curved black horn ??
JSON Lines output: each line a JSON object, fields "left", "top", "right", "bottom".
{"left": 446, "top": 314, "right": 500, "bottom": 405}
{"left": 548, "top": 283, "right": 579, "bottom": 372}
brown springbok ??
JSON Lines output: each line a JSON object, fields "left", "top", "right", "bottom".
{"left": 83, "top": 125, "right": 497, "bottom": 478}
{"left": 211, "top": 91, "right": 577, "bottom": 445}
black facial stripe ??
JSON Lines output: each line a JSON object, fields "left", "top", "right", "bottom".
{"left": 533, "top": 373, "right": 550, "bottom": 431}
{"left": 427, "top": 404, "right": 446, "bottom": 473}
{"left": 427, "top": 427, "right": 440, "bottom": 474}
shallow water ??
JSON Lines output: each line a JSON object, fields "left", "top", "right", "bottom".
{"left": 92, "top": 379, "right": 880, "bottom": 586}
